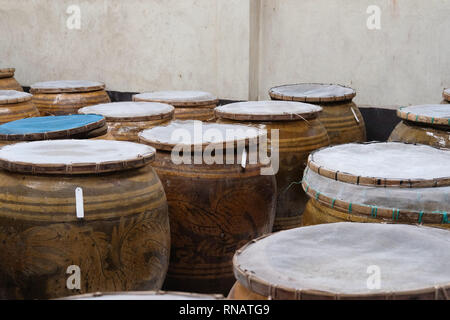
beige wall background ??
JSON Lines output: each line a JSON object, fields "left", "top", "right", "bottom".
{"left": 0, "top": 0, "right": 449, "bottom": 106}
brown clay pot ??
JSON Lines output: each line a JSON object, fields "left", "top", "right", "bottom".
{"left": 0, "top": 68, "right": 23, "bottom": 91}
{"left": 0, "top": 90, "right": 39, "bottom": 124}
{"left": 388, "top": 104, "right": 450, "bottom": 149}
{"left": 30, "top": 80, "right": 111, "bottom": 115}
{"left": 269, "top": 83, "right": 366, "bottom": 145}
{"left": 0, "top": 140, "right": 170, "bottom": 299}
{"left": 133, "top": 91, "right": 218, "bottom": 121}
{"left": 139, "top": 121, "right": 277, "bottom": 295}
{"left": 215, "top": 101, "right": 330, "bottom": 231}
{"left": 79, "top": 102, "right": 175, "bottom": 142}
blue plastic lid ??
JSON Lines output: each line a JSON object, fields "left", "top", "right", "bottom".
{"left": 0, "top": 114, "right": 105, "bottom": 140}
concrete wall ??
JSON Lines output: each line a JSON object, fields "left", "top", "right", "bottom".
{"left": 257, "top": 0, "right": 450, "bottom": 105}
{"left": 1, "top": 0, "right": 449, "bottom": 106}
{"left": 0, "top": 0, "right": 251, "bottom": 100}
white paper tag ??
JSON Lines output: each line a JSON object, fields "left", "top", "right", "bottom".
{"left": 75, "top": 187, "right": 84, "bottom": 219}
{"left": 351, "top": 107, "right": 360, "bottom": 124}
{"left": 241, "top": 148, "right": 247, "bottom": 169}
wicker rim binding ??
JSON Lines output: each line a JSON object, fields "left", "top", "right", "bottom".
{"left": 139, "top": 132, "right": 266, "bottom": 152}
{"left": 397, "top": 106, "right": 450, "bottom": 127}
{"left": 81, "top": 110, "right": 175, "bottom": 123}
{"left": 0, "top": 68, "right": 15, "bottom": 79}
{"left": 30, "top": 82, "right": 106, "bottom": 94}
{"left": 443, "top": 89, "right": 450, "bottom": 102}
{"left": 0, "top": 150, "right": 155, "bottom": 175}
{"left": 0, "top": 92, "right": 32, "bottom": 104}
{"left": 215, "top": 109, "right": 321, "bottom": 122}
{"left": 307, "top": 143, "right": 450, "bottom": 188}
{"left": 133, "top": 95, "right": 219, "bottom": 108}
{"left": 56, "top": 290, "right": 224, "bottom": 300}
{"left": 0, "top": 117, "right": 107, "bottom": 142}
{"left": 268, "top": 83, "right": 357, "bottom": 103}
{"left": 233, "top": 234, "right": 450, "bottom": 300}
{"left": 301, "top": 178, "right": 449, "bottom": 226}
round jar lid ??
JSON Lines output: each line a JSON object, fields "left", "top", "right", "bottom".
{"left": 307, "top": 142, "right": 450, "bottom": 187}
{"left": 139, "top": 120, "right": 266, "bottom": 152}
{"left": 443, "top": 88, "right": 450, "bottom": 102}
{"left": 215, "top": 101, "right": 322, "bottom": 121}
{"left": 0, "top": 90, "right": 32, "bottom": 104}
{"left": 30, "top": 80, "right": 106, "bottom": 94}
{"left": 269, "top": 83, "right": 356, "bottom": 103}
{"left": 133, "top": 91, "right": 218, "bottom": 107}
{"left": 397, "top": 104, "right": 450, "bottom": 127}
{"left": 79, "top": 102, "right": 174, "bottom": 122}
{"left": 0, "top": 114, "right": 106, "bottom": 141}
{"left": 0, "top": 139, "right": 156, "bottom": 174}
{"left": 234, "top": 223, "right": 450, "bottom": 299}
{"left": 0, "top": 68, "right": 15, "bottom": 79}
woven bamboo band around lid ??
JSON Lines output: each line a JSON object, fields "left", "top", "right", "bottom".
{"left": 302, "top": 168, "right": 449, "bottom": 224}
{"left": 60, "top": 291, "right": 224, "bottom": 300}
{"left": 269, "top": 83, "right": 356, "bottom": 103}
{"left": 79, "top": 102, "right": 175, "bottom": 122}
{"left": 0, "top": 115, "right": 106, "bottom": 141}
{"left": 443, "top": 88, "right": 450, "bottom": 102}
{"left": 215, "top": 101, "right": 322, "bottom": 121}
{"left": 0, "top": 90, "right": 32, "bottom": 104}
{"left": 133, "top": 91, "right": 218, "bottom": 107}
{"left": 0, "top": 140, "right": 156, "bottom": 175}
{"left": 307, "top": 142, "right": 450, "bottom": 187}
{"left": 233, "top": 223, "right": 450, "bottom": 299}
{"left": 30, "top": 80, "right": 106, "bottom": 93}
{"left": 0, "top": 68, "right": 15, "bottom": 78}
{"left": 139, "top": 120, "right": 266, "bottom": 152}
{"left": 397, "top": 105, "right": 450, "bottom": 127}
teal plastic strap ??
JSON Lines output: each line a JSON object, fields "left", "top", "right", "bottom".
{"left": 331, "top": 198, "right": 336, "bottom": 208}
{"left": 348, "top": 203, "right": 352, "bottom": 213}
{"left": 443, "top": 211, "right": 448, "bottom": 224}
{"left": 315, "top": 191, "right": 321, "bottom": 200}
{"left": 370, "top": 206, "right": 378, "bottom": 218}
{"left": 415, "top": 114, "right": 419, "bottom": 121}
{"left": 392, "top": 208, "right": 400, "bottom": 221}
{"left": 418, "top": 211, "right": 424, "bottom": 224}
{"left": 431, "top": 117, "right": 435, "bottom": 124}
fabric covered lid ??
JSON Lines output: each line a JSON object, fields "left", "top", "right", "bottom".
{"left": 79, "top": 102, "right": 174, "bottom": 121}
{"left": 0, "top": 139, "right": 155, "bottom": 174}
{"left": 215, "top": 101, "right": 322, "bottom": 121}
{"left": 139, "top": 120, "right": 266, "bottom": 152}
{"left": 0, "top": 114, "right": 106, "bottom": 141}
{"left": 307, "top": 142, "right": 450, "bottom": 187}
{"left": 30, "top": 80, "right": 106, "bottom": 93}
{"left": 0, "top": 90, "right": 32, "bottom": 104}
{"left": 133, "top": 91, "right": 218, "bottom": 107}
{"left": 234, "top": 223, "right": 450, "bottom": 299}
{"left": 397, "top": 105, "right": 450, "bottom": 127}
{"left": 269, "top": 83, "right": 356, "bottom": 103}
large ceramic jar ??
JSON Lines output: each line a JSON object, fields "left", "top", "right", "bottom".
{"left": 389, "top": 104, "right": 450, "bottom": 149}
{"left": 230, "top": 223, "right": 450, "bottom": 300}
{"left": 269, "top": 83, "right": 366, "bottom": 145}
{"left": 30, "top": 80, "right": 111, "bottom": 115}
{"left": 0, "top": 90, "right": 39, "bottom": 124}
{"left": 301, "top": 142, "right": 450, "bottom": 230}
{"left": 79, "top": 102, "right": 174, "bottom": 142}
{"left": 215, "top": 101, "right": 330, "bottom": 231}
{"left": 0, "top": 140, "right": 170, "bottom": 299}
{"left": 133, "top": 91, "right": 218, "bottom": 121}
{"left": 139, "top": 121, "right": 277, "bottom": 295}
